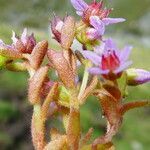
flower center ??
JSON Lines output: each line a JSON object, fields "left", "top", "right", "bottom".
{"left": 101, "top": 50, "right": 120, "bottom": 71}
{"left": 82, "top": 1, "right": 112, "bottom": 24}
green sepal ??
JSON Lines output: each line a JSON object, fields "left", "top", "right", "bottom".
{"left": 117, "top": 72, "right": 128, "bottom": 98}
{"left": 6, "top": 61, "right": 27, "bottom": 72}
{"left": 58, "top": 86, "right": 71, "bottom": 108}
{"left": 0, "top": 55, "right": 8, "bottom": 69}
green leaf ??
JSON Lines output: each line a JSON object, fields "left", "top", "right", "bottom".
{"left": 58, "top": 86, "right": 70, "bottom": 108}
{"left": 0, "top": 55, "right": 8, "bottom": 69}
{"left": 117, "top": 72, "right": 128, "bottom": 98}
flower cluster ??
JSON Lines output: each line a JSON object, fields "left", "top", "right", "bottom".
{"left": 0, "top": 0, "right": 150, "bottom": 150}
{"left": 83, "top": 38, "right": 132, "bottom": 80}
{"left": 0, "top": 28, "right": 36, "bottom": 54}
{"left": 70, "top": 0, "right": 125, "bottom": 50}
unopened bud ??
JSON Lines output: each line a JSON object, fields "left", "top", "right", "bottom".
{"left": 126, "top": 68, "right": 150, "bottom": 86}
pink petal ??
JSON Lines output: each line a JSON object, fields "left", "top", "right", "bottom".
{"left": 76, "top": 11, "right": 84, "bottom": 16}
{"left": 88, "top": 67, "right": 109, "bottom": 75}
{"left": 82, "top": 50, "right": 101, "bottom": 65}
{"left": 102, "top": 18, "right": 126, "bottom": 25}
{"left": 11, "top": 31, "right": 18, "bottom": 45}
{"left": 135, "top": 69, "right": 150, "bottom": 84}
{"left": 114, "top": 61, "right": 132, "bottom": 73}
{"left": 86, "top": 28, "right": 100, "bottom": 40}
{"left": 71, "top": 0, "right": 88, "bottom": 11}
{"left": 119, "top": 46, "right": 132, "bottom": 62}
{"left": 104, "top": 38, "right": 117, "bottom": 51}
{"left": 21, "top": 28, "right": 28, "bottom": 45}
{"left": 90, "top": 16, "right": 105, "bottom": 36}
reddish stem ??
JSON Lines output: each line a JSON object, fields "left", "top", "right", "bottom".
{"left": 120, "top": 101, "right": 149, "bottom": 115}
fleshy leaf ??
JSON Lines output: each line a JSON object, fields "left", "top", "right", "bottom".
{"left": 28, "top": 66, "right": 48, "bottom": 104}
{"left": 94, "top": 88, "right": 120, "bottom": 125}
{"left": 0, "top": 48, "right": 23, "bottom": 59}
{"left": 61, "top": 16, "right": 75, "bottom": 50}
{"left": 41, "top": 83, "right": 59, "bottom": 119}
{"left": 30, "top": 40, "right": 48, "bottom": 70}
{"left": 80, "top": 76, "right": 98, "bottom": 105}
{"left": 47, "top": 50, "right": 75, "bottom": 88}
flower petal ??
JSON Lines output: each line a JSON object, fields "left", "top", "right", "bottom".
{"left": 119, "top": 46, "right": 132, "bottom": 62}
{"left": 90, "top": 16, "right": 105, "bottom": 36}
{"left": 94, "top": 43, "right": 105, "bottom": 55}
{"left": 71, "top": 0, "right": 88, "bottom": 11}
{"left": 11, "top": 31, "right": 18, "bottom": 45}
{"left": 102, "top": 18, "right": 126, "bottom": 25}
{"left": 114, "top": 61, "right": 132, "bottom": 73}
{"left": 76, "top": 11, "right": 84, "bottom": 16}
{"left": 0, "top": 39, "right": 4, "bottom": 46}
{"left": 21, "top": 28, "right": 28, "bottom": 44}
{"left": 88, "top": 67, "right": 109, "bottom": 75}
{"left": 86, "top": 28, "right": 100, "bottom": 40}
{"left": 0, "top": 39, "right": 14, "bottom": 50}
{"left": 82, "top": 50, "right": 101, "bottom": 65}
{"left": 133, "top": 69, "right": 150, "bottom": 84}
{"left": 104, "top": 38, "right": 117, "bottom": 51}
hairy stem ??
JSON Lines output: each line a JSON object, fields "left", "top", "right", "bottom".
{"left": 120, "top": 100, "right": 149, "bottom": 115}
{"left": 32, "top": 104, "right": 46, "bottom": 150}
{"left": 67, "top": 90, "right": 80, "bottom": 150}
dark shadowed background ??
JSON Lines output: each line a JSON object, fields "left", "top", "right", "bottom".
{"left": 0, "top": 0, "right": 150, "bottom": 150}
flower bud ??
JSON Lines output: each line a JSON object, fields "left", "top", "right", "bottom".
{"left": 12, "top": 29, "right": 36, "bottom": 54}
{"left": 126, "top": 68, "right": 150, "bottom": 86}
{"left": 51, "top": 15, "right": 64, "bottom": 43}
{"left": 61, "top": 16, "right": 75, "bottom": 50}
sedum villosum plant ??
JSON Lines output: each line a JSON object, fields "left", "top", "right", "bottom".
{"left": 0, "top": 0, "right": 150, "bottom": 150}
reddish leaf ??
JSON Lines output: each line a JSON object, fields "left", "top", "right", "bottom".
{"left": 47, "top": 50, "right": 75, "bottom": 88}
{"left": 30, "top": 40, "right": 48, "bottom": 69}
{"left": 28, "top": 66, "right": 49, "bottom": 104}
{"left": 61, "top": 16, "right": 75, "bottom": 50}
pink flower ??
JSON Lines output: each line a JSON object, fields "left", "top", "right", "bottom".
{"left": 0, "top": 28, "right": 36, "bottom": 54}
{"left": 71, "top": 0, "right": 125, "bottom": 25}
{"left": 12, "top": 28, "right": 36, "bottom": 54}
{"left": 82, "top": 38, "right": 132, "bottom": 80}
{"left": 50, "top": 14, "right": 65, "bottom": 43}
{"left": 86, "top": 16, "right": 105, "bottom": 40}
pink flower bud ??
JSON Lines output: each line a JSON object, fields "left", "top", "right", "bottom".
{"left": 126, "top": 68, "right": 150, "bottom": 86}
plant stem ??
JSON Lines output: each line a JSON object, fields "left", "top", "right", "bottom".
{"left": 67, "top": 91, "right": 80, "bottom": 150}
{"left": 78, "top": 63, "right": 90, "bottom": 99}
{"left": 120, "top": 100, "right": 149, "bottom": 115}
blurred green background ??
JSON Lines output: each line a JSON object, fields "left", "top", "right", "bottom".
{"left": 0, "top": 0, "right": 150, "bottom": 150}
